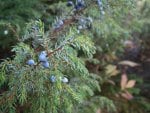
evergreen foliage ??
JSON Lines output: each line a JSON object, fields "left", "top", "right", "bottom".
{"left": 0, "top": 19, "right": 98, "bottom": 112}
{"left": 0, "top": 0, "right": 48, "bottom": 63}
{"left": 0, "top": 0, "right": 43, "bottom": 26}
{"left": 0, "top": 0, "right": 149, "bottom": 113}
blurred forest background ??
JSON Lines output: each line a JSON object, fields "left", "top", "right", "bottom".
{"left": 0, "top": 0, "right": 150, "bottom": 113}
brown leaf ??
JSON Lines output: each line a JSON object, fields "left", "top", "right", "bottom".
{"left": 124, "top": 40, "right": 135, "bottom": 49}
{"left": 121, "top": 74, "right": 128, "bottom": 90}
{"left": 105, "top": 64, "right": 119, "bottom": 76}
{"left": 125, "top": 80, "right": 136, "bottom": 88}
{"left": 115, "top": 93, "right": 120, "bottom": 98}
{"left": 96, "top": 109, "right": 101, "bottom": 113}
{"left": 118, "top": 60, "right": 140, "bottom": 67}
{"left": 121, "top": 91, "right": 133, "bottom": 100}
{"left": 107, "top": 80, "right": 116, "bottom": 85}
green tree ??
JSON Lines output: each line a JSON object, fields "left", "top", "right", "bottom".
{"left": 1, "top": 0, "right": 148, "bottom": 113}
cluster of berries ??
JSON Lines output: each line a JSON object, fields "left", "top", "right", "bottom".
{"left": 77, "top": 17, "right": 93, "bottom": 30}
{"left": 27, "top": 51, "right": 49, "bottom": 68}
{"left": 27, "top": 52, "right": 69, "bottom": 83}
{"left": 38, "top": 51, "right": 49, "bottom": 68}
{"left": 53, "top": 0, "right": 86, "bottom": 29}
{"left": 50, "top": 75, "right": 69, "bottom": 83}
{"left": 67, "top": 0, "right": 85, "bottom": 10}
{"left": 53, "top": 19, "right": 64, "bottom": 29}
{"left": 97, "top": 0, "right": 105, "bottom": 15}
{"left": 53, "top": 0, "right": 88, "bottom": 30}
